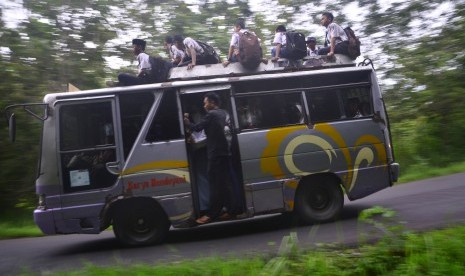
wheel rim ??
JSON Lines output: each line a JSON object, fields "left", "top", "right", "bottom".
{"left": 308, "top": 186, "right": 330, "bottom": 210}
{"left": 127, "top": 213, "right": 157, "bottom": 241}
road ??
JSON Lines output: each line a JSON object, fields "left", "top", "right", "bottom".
{"left": 1, "top": 173, "right": 465, "bottom": 275}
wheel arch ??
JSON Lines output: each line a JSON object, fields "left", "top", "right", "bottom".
{"left": 101, "top": 196, "right": 170, "bottom": 229}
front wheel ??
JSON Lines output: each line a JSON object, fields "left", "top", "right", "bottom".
{"left": 112, "top": 200, "right": 170, "bottom": 246}
{"left": 294, "top": 176, "right": 344, "bottom": 224}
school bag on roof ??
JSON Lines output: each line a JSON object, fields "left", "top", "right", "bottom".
{"left": 285, "top": 31, "right": 307, "bottom": 60}
{"left": 195, "top": 40, "right": 221, "bottom": 64}
{"left": 344, "top": 27, "right": 361, "bottom": 60}
{"left": 238, "top": 31, "right": 262, "bottom": 70}
{"left": 147, "top": 56, "right": 173, "bottom": 83}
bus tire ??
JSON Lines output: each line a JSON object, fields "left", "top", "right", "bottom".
{"left": 112, "top": 199, "right": 170, "bottom": 246}
{"left": 294, "top": 176, "right": 344, "bottom": 224}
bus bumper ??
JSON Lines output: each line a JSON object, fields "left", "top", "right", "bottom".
{"left": 390, "top": 162, "right": 400, "bottom": 183}
{"left": 34, "top": 208, "right": 57, "bottom": 235}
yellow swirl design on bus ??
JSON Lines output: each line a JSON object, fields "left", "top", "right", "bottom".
{"left": 261, "top": 125, "right": 306, "bottom": 178}
{"left": 284, "top": 135, "right": 336, "bottom": 175}
{"left": 261, "top": 123, "right": 387, "bottom": 192}
{"left": 121, "top": 160, "right": 188, "bottom": 176}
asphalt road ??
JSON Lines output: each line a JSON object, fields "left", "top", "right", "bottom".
{"left": 1, "top": 173, "right": 465, "bottom": 275}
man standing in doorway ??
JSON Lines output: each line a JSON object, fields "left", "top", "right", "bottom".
{"left": 317, "top": 12, "right": 349, "bottom": 57}
{"left": 184, "top": 92, "right": 233, "bottom": 224}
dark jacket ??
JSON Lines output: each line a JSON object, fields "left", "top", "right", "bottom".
{"left": 189, "top": 109, "right": 230, "bottom": 159}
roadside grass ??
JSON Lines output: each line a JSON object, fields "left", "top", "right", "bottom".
{"left": 45, "top": 222, "right": 465, "bottom": 275}
{"left": 398, "top": 160, "right": 465, "bottom": 183}
{"left": 0, "top": 212, "right": 42, "bottom": 239}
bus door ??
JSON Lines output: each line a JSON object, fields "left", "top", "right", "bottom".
{"left": 179, "top": 85, "right": 245, "bottom": 216}
{"left": 57, "top": 96, "right": 122, "bottom": 231}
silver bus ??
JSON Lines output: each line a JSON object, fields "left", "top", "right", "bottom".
{"left": 4, "top": 55, "right": 399, "bottom": 245}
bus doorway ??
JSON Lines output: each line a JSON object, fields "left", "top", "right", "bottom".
{"left": 180, "top": 87, "right": 245, "bottom": 218}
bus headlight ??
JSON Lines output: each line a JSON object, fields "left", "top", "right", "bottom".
{"left": 38, "top": 194, "right": 46, "bottom": 209}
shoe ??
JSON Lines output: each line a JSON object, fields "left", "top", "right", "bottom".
{"left": 218, "top": 212, "right": 232, "bottom": 220}
{"left": 195, "top": 215, "right": 212, "bottom": 225}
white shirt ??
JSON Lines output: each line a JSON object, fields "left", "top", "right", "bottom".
{"left": 183, "top": 37, "right": 204, "bottom": 57}
{"left": 230, "top": 29, "right": 249, "bottom": 48}
{"left": 325, "top": 22, "right": 348, "bottom": 45}
{"left": 273, "top": 32, "right": 286, "bottom": 46}
{"left": 170, "top": 44, "right": 185, "bottom": 60}
{"left": 136, "top": 52, "right": 151, "bottom": 74}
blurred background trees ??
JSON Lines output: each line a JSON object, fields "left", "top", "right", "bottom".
{"left": 1, "top": 0, "right": 464, "bottom": 215}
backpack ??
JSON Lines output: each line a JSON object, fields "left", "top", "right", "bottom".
{"left": 344, "top": 27, "right": 361, "bottom": 60}
{"left": 195, "top": 40, "right": 221, "bottom": 64}
{"left": 147, "top": 56, "right": 173, "bottom": 83}
{"left": 238, "top": 31, "right": 262, "bottom": 70}
{"left": 285, "top": 31, "right": 307, "bottom": 60}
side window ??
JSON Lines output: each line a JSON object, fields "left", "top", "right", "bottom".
{"left": 236, "top": 93, "right": 304, "bottom": 130}
{"left": 59, "top": 101, "right": 117, "bottom": 193}
{"left": 306, "top": 86, "right": 373, "bottom": 124}
{"left": 306, "top": 90, "right": 342, "bottom": 123}
{"left": 146, "top": 90, "right": 182, "bottom": 142}
{"left": 341, "top": 87, "right": 373, "bottom": 118}
{"left": 119, "top": 92, "right": 154, "bottom": 158}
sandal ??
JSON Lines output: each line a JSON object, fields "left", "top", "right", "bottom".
{"left": 195, "top": 215, "right": 212, "bottom": 225}
{"left": 218, "top": 212, "right": 232, "bottom": 220}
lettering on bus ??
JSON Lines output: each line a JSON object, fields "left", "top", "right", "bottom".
{"left": 126, "top": 176, "right": 188, "bottom": 191}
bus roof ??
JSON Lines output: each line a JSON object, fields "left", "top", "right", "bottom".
{"left": 43, "top": 55, "right": 371, "bottom": 104}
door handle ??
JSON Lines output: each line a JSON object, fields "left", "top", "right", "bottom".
{"left": 105, "top": 161, "right": 120, "bottom": 175}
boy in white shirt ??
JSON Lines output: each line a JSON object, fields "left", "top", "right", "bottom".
{"left": 117, "top": 39, "right": 152, "bottom": 86}
{"left": 271, "top": 25, "right": 290, "bottom": 62}
{"left": 164, "top": 35, "right": 185, "bottom": 65}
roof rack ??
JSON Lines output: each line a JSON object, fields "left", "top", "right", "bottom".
{"left": 168, "top": 54, "right": 355, "bottom": 81}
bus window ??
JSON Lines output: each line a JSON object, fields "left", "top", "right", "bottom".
{"left": 306, "top": 86, "right": 373, "bottom": 123}
{"left": 146, "top": 91, "right": 182, "bottom": 142}
{"left": 306, "top": 90, "right": 341, "bottom": 123}
{"left": 236, "top": 92, "right": 304, "bottom": 130}
{"left": 340, "top": 87, "right": 373, "bottom": 118}
{"left": 119, "top": 92, "right": 154, "bottom": 157}
{"left": 59, "top": 101, "right": 117, "bottom": 192}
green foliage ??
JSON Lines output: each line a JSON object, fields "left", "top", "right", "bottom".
{"left": 30, "top": 223, "right": 465, "bottom": 275}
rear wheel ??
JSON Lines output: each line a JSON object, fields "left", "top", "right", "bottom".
{"left": 294, "top": 176, "right": 344, "bottom": 224}
{"left": 112, "top": 199, "right": 170, "bottom": 246}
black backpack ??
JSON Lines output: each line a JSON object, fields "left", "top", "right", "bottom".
{"left": 195, "top": 40, "right": 221, "bottom": 64}
{"left": 147, "top": 56, "right": 173, "bottom": 83}
{"left": 285, "top": 31, "right": 307, "bottom": 60}
{"left": 344, "top": 27, "right": 361, "bottom": 60}
{"left": 238, "top": 31, "right": 262, "bottom": 70}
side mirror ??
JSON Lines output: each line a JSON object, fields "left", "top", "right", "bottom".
{"left": 8, "top": 113, "right": 16, "bottom": 143}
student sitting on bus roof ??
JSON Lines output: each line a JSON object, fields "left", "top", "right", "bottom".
{"left": 306, "top": 36, "right": 318, "bottom": 57}
{"left": 116, "top": 39, "right": 152, "bottom": 86}
{"left": 271, "top": 25, "right": 290, "bottom": 62}
{"left": 164, "top": 35, "right": 185, "bottom": 66}
{"left": 174, "top": 35, "right": 219, "bottom": 70}
{"left": 223, "top": 18, "right": 247, "bottom": 66}
{"left": 317, "top": 12, "right": 349, "bottom": 57}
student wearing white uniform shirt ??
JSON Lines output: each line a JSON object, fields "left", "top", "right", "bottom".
{"left": 317, "top": 12, "right": 349, "bottom": 57}
{"left": 118, "top": 39, "right": 152, "bottom": 86}
{"left": 271, "top": 25, "right": 290, "bottom": 62}
{"left": 164, "top": 35, "right": 185, "bottom": 65}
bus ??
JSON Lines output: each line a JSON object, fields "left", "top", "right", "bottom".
{"left": 4, "top": 55, "right": 399, "bottom": 246}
